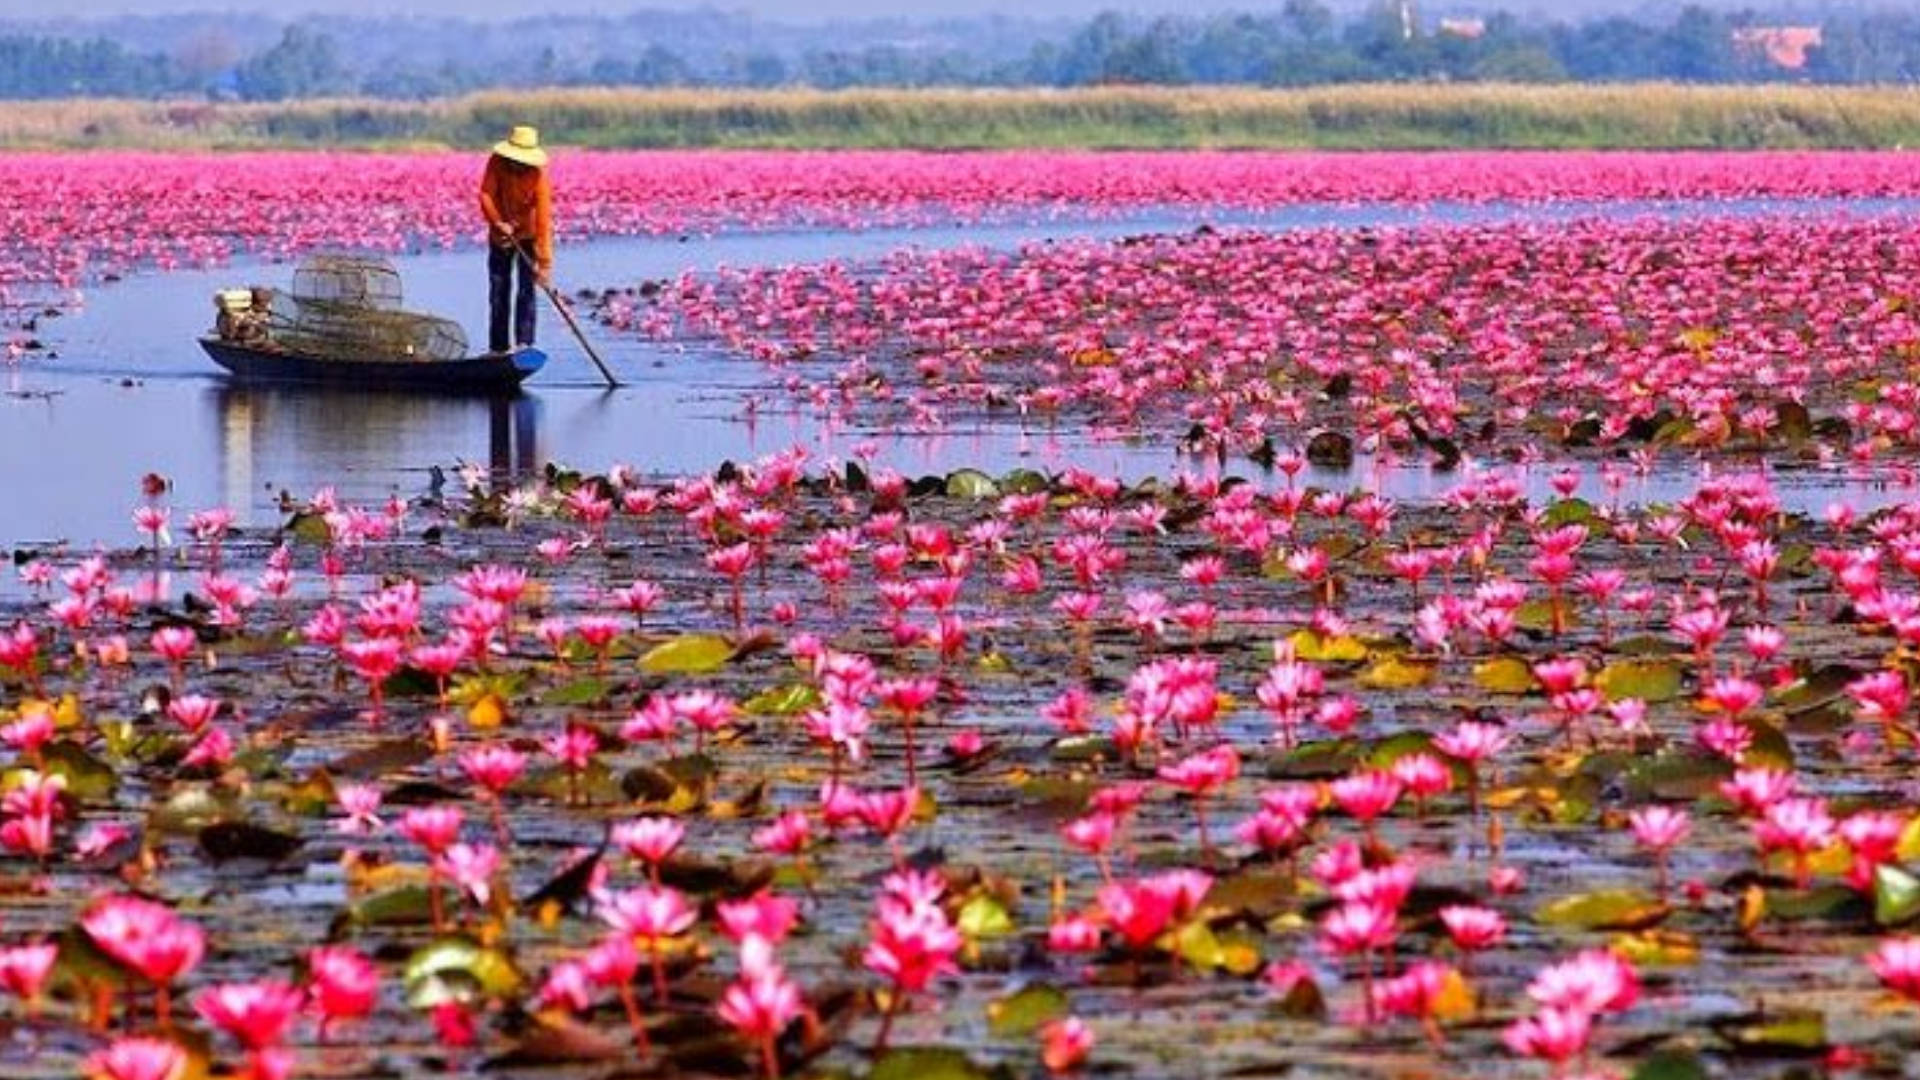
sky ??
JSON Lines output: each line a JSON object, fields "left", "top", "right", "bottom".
{"left": 4, "top": 0, "right": 1701, "bottom": 20}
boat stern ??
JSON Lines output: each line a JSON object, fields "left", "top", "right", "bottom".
{"left": 512, "top": 347, "right": 549, "bottom": 379}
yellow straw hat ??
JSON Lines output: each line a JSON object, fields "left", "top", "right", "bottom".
{"left": 492, "top": 125, "right": 548, "bottom": 168}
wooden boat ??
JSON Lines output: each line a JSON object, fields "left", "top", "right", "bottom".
{"left": 199, "top": 338, "right": 547, "bottom": 391}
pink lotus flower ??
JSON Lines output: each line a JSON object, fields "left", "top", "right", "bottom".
{"left": 196, "top": 979, "right": 305, "bottom": 1050}
{"left": 306, "top": 944, "right": 379, "bottom": 1034}
{"left": 1867, "top": 937, "right": 1920, "bottom": 1003}
{"left": 1040, "top": 1016, "right": 1095, "bottom": 1073}
{"left": 83, "top": 1037, "right": 189, "bottom": 1080}
{"left": 1503, "top": 1005, "right": 1592, "bottom": 1064}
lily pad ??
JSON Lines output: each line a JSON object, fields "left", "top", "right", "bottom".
{"left": 945, "top": 469, "right": 1001, "bottom": 500}
{"left": 985, "top": 983, "right": 1067, "bottom": 1037}
{"left": 403, "top": 935, "right": 524, "bottom": 1008}
{"left": 1712, "top": 1009, "right": 1827, "bottom": 1057}
{"left": 957, "top": 894, "right": 1015, "bottom": 939}
{"left": 1630, "top": 1051, "right": 1709, "bottom": 1080}
{"left": 1357, "top": 654, "right": 1436, "bottom": 690}
{"left": 1595, "top": 659, "right": 1684, "bottom": 704}
{"left": 37, "top": 740, "right": 117, "bottom": 802}
{"left": 1473, "top": 655, "right": 1538, "bottom": 695}
{"left": 540, "top": 678, "right": 611, "bottom": 707}
{"left": 638, "top": 634, "right": 735, "bottom": 675}
{"left": 742, "top": 683, "right": 824, "bottom": 716}
{"left": 1874, "top": 864, "right": 1920, "bottom": 927}
{"left": 871, "top": 1047, "right": 1009, "bottom": 1080}
{"left": 1535, "top": 888, "right": 1670, "bottom": 931}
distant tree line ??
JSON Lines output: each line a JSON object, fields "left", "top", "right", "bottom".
{"left": 3, "top": 3, "right": 1917, "bottom": 101}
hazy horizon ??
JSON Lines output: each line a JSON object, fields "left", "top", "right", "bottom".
{"left": 8, "top": 0, "right": 1758, "bottom": 22}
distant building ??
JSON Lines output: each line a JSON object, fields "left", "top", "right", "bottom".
{"left": 1731, "top": 27, "right": 1824, "bottom": 71}
{"left": 1438, "top": 17, "right": 1487, "bottom": 40}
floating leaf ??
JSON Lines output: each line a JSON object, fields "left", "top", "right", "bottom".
{"left": 1630, "top": 1050, "right": 1709, "bottom": 1080}
{"left": 1172, "top": 920, "right": 1228, "bottom": 971}
{"left": 1535, "top": 889, "right": 1670, "bottom": 931}
{"left": 37, "top": 740, "right": 117, "bottom": 801}
{"left": 1621, "top": 750, "right": 1732, "bottom": 802}
{"left": 1542, "top": 498, "right": 1596, "bottom": 527}
{"left": 1595, "top": 660, "right": 1684, "bottom": 704}
{"left": 986, "top": 984, "right": 1067, "bottom": 1037}
{"left": 1712, "top": 1009, "right": 1827, "bottom": 1057}
{"left": 1357, "top": 655, "right": 1436, "bottom": 690}
{"left": 540, "top": 678, "right": 610, "bottom": 707}
{"left": 1610, "top": 929, "right": 1699, "bottom": 967}
{"left": 1473, "top": 655, "right": 1538, "bottom": 695}
{"left": 341, "top": 885, "right": 435, "bottom": 930}
{"left": 638, "top": 635, "right": 735, "bottom": 675}
{"left": 1739, "top": 717, "right": 1795, "bottom": 770}
{"left": 1366, "top": 731, "right": 1438, "bottom": 771}
{"left": 871, "top": 1047, "right": 1005, "bottom": 1080}
{"left": 1268, "top": 739, "right": 1361, "bottom": 780}
{"left": 404, "top": 936, "right": 524, "bottom": 1008}
{"left": 742, "top": 683, "right": 823, "bottom": 717}
{"left": 1514, "top": 599, "right": 1575, "bottom": 634}
{"left": 945, "top": 469, "right": 1001, "bottom": 500}
{"left": 1874, "top": 864, "right": 1920, "bottom": 927}
{"left": 329, "top": 739, "right": 433, "bottom": 780}
{"left": 1286, "top": 630, "right": 1367, "bottom": 664}
{"left": 957, "top": 894, "right": 1014, "bottom": 940}
{"left": 1763, "top": 885, "right": 1861, "bottom": 923}
{"left": 1773, "top": 664, "right": 1861, "bottom": 714}
{"left": 1000, "top": 469, "right": 1050, "bottom": 495}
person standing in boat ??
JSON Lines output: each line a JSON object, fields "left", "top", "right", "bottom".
{"left": 478, "top": 126, "right": 554, "bottom": 355}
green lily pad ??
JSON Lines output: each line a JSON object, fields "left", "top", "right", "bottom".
{"left": 1712, "top": 1009, "right": 1827, "bottom": 1057}
{"left": 957, "top": 894, "right": 1014, "bottom": 939}
{"left": 945, "top": 469, "right": 1001, "bottom": 500}
{"left": 1595, "top": 659, "right": 1684, "bottom": 704}
{"left": 1874, "top": 864, "right": 1920, "bottom": 927}
{"left": 1357, "top": 654, "right": 1436, "bottom": 690}
{"left": 1473, "top": 655, "right": 1538, "bottom": 695}
{"left": 871, "top": 1047, "right": 1008, "bottom": 1080}
{"left": 38, "top": 740, "right": 117, "bottom": 802}
{"left": 1630, "top": 1050, "right": 1709, "bottom": 1080}
{"left": 404, "top": 935, "right": 524, "bottom": 1008}
{"left": 541, "top": 678, "right": 612, "bottom": 707}
{"left": 638, "top": 634, "right": 735, "bottom": 675}
{"left": 742, "top": 683, "right": 823, "bottom": 716}
{"left": 1536, "top": 888, "right": 1670, "bottom": 931}
{"left": 985, "top": 983, "right": 1067, "bottom": 1038}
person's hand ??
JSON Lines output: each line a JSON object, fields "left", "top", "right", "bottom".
{"left": 537, "top": 266, "right": 553, "bottom": 288}
{"left": 493, "top": 222, "right": 516, "bottom": 243}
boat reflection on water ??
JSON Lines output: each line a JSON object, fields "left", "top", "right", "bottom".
{"left": 213, "top": 386, "right": 541, "bottom": 528}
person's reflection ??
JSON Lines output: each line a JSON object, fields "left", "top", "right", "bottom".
{"left": 489, "top": 393, "right": 540, "bottom": 478}
{"left": 217, "top": 387, "right": 543, "bottom": 513}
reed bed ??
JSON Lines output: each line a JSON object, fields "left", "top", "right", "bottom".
{"left": 4, "top": 83, "right": 1920, "bottom": 150}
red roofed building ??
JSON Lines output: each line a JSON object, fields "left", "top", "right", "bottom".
{"left": 1732, "top": 27, "right": 1824, "bottom": 71}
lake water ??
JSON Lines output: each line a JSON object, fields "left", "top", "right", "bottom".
{"left": 6, "top": 197, "right": 1920, "bottom": 547}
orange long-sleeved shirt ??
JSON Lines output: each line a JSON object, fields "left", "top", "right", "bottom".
{"left": 478, "top": 154, "right": 554, "bottom": 271}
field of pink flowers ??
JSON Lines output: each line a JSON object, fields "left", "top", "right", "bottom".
{"left": 10, "top": 150, "right": 1920, "bottom": 1080}
{"left": 5, "top": 149, "right": 1920, "bottom": 321}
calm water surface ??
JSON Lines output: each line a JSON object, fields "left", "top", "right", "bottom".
{"left": 6, "top": 197, "right": 1919, "bottom": 546}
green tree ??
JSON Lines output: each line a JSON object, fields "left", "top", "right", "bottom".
{"left": 234, "top": 25, "right": 349, "bottom": 101}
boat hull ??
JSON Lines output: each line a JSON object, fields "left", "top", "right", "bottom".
{"left": 200, "top": 339, "right": 546, "bottom": 391}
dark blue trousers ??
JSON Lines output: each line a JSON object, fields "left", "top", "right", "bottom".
{"left": 488, "top": 241, "right": 537, "bottom": 352}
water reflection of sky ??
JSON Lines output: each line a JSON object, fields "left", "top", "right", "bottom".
{"left": 7, "top": 197, "right": 1920, "bottom": 547}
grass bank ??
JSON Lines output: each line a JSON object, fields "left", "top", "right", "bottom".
{"left": 5, "top": 84, "right": 1920, "bottom": 151}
